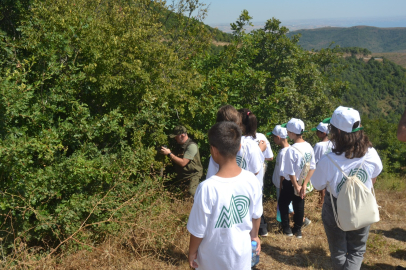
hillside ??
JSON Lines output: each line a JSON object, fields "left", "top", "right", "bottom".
{"left": 287, "top": 26, "right": 406, "bottom": 53}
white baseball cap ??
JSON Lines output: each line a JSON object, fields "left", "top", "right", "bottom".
{"left": 323, "top": 106, "right": 363, "bottom": 133}
{"left": 269, "top": 125, "right": 288, "bottom": 139}
{"left": 284, "top": 118, "right": 305, "bottom": 135}
{"left": 311, "top": 122, "right": 329, "bottom": 134}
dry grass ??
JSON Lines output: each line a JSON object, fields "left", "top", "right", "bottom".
{"left": 4, "top": 187, "right": 406, "bottom": 269}
{"left": 372, "top": 52, "right": 406, "bottom": 68}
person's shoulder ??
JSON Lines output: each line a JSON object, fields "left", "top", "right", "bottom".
{"left": 365, "top": 147, "right": 381, "bottom": 162}
{"left": 318, "top": 152, "right": 334, "bottom": 165}
{"left": 279, "top": 146, "right": 290, "bottom": 155}
{"left": 256, "top": 133, "right": 268, "bottom": 141}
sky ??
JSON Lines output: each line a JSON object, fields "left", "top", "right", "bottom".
{"left": 198, "top": 0, "right": 406, "bottom": 26}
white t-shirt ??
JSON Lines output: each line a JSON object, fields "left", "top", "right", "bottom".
{"left": 187, "top": 170, "right": 263, "bottom": 270}
{"left": 281, "top": 142, "right": 316, "bottom": 181}
{"left": 272, "top": 146, "right": 290, "bottom": 188}
{"left": 244, "top": 133, "right": 273, "bottom": 186}
{"left": 206, "top": 137, "right": 264, "bottom": 182}
{"left": 313, "top": 140, "right": 333, "bottom": 163}
{"left": 312, "top": 147, "right": 383, "bottom": 198}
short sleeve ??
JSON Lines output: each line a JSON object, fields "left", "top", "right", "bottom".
{"left": 247, "top": 141, "right": 263, "bottom": 174}
{"left": 369, "top": 148, "right": 383, "bottom": 178}
{"left": 251, "top": 180, "right": 263, "bottom": 219}
{"left": 206, "top": 157, "right": 219, "bottom": 179}
{"left": 311, "top": 155, "right": 330, "bottom": 191}
{"left": 282, "top": 148, "right": 296, "bottom": 177}
{"left": 184, "top": 144, "right": 198, "bottom": 160}
{"left": 309, "top": 147, "right": 316, "bottom": 170}
{"left": 263, "top": 139, "right": 273, "bottom": 159}
{"left": 187, "top": 184, "right": 212, "bottom": 238}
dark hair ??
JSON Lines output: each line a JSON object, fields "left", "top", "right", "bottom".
{"left": 216, "top": 105, "right": 243, "bottom": 131}
{"left": 208, "top": 121, "right": 242, "bottom": 158}
{"left": 238, "top": 108, "right": 257, "bottom": 138}
{"left": 330, "top": 122, "right": 372, "bottom": 159}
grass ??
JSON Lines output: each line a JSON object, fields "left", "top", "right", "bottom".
{"left": 2, "top": 177, "right": 406, "bottom": 269}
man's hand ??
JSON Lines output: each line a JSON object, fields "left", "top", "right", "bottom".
{"left": 188, "top": 250, "right": 199, "bottom": 268}
{"left": 160, "top": 147, "right": 171, "bottom": 155}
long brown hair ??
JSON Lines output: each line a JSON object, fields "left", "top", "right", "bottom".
{"left": 330, "top": 122, "right": 372, "bottom": 159}
{"left": 238, "top": 108, "right": 257, "bottom": 139}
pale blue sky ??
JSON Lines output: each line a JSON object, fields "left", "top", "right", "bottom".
{"left": 199, "top": 0, "right": 406, "bottom": 25}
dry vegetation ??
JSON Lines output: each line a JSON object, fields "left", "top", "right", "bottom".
{"left": 372, "top": 52, "right": 406, "bottom": 68}
{"left": 3, "top": 180, "right": 406, "bottom": 270}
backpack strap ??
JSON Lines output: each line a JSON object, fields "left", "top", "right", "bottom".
{"left": 291, "top": 145, "right": 304, "bottom": 158}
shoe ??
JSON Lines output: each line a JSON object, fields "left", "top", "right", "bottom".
{"left": 303, "top": 217, "right": 311, "bottom": 229}
{"left": 282, "top": 227, "right": 293, "bottom": 236}
{"left": 260, "top": 232, "right": 269, "bottom": 237}
{"left": 292, "top": 228, "right": 302, "bottom": 239}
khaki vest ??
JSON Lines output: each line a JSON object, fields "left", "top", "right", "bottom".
{"left": 173, "top": 138, "right": 203, "bottom": 181}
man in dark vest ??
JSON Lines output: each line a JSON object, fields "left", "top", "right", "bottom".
{"left": 160, "top": 125, "right": 203, "bottom": 196}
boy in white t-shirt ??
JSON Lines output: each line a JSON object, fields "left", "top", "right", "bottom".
{"left": 187, "top": 121, "right": 263, "bottom": 270}
{"left": 279, "top": 118, "right": 316, "bottom": 238}
{"left": 311, "top": 122, "right": 333, "bottom": 205}
{"left": 269, "top": 125, "right": 293, "bottom": 218}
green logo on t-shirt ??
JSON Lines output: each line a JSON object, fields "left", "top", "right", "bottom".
{"left": 300, "top": 152, "right": 312, "bottom": 169}
{"left": 236, "top": 155, "right": 247, "bottom": 169}
{"left": 215, "top": 195, "right": 250, "bottom": 229}
{"left": 337, "top": 168, "right": 368, "bottom": 193}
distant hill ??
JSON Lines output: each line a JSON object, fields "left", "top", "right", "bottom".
{"left": 287, "top": 26, "right": 406, "bottom": 53}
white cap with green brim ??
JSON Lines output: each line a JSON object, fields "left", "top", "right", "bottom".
{"left": 268, "top": 124, "right": 288, "bottom": 139}
{"left": 323, "top": 106, "right": 364, "bottom": 133}
{"left": 285, "top": 118, "right": 305, "bottom": 135}
{"left": 311, "top": 122, "right": 329, "bottom": 134}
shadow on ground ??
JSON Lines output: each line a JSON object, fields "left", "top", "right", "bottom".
{"left": 261, "top": 242, "right": 330, "bottom": 269}
{"left": 361, "top": 263, "right": 402, "bottom": 269}
{"left": 373, "top": 227, "right": 406, "bottom": 243}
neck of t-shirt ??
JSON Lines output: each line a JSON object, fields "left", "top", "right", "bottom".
{"left": 321, "top": 137, "right": 329, "bottom": 142}
{"left": 293, "top": 138, "right": 305, "bottom": 144}
{"left": 216, "top": 158, "right": 243, "bottom": 178}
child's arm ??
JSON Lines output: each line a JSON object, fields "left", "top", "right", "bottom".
{"left": 250, "top": 218, "right": 261, "bottom": 254}
{"left": 300, "top": 169, "right": 315, "bottom": 199}
{"left": 189, "top": 234, "right": 203, "bottom": 268}
{"left": 279, "top": 176, "right": 284, "bottom": 195}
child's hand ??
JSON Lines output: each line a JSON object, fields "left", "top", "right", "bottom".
{"left": 251, "top": 236, "right": 261, "bottom": 254}
{"left": 294, "top": 185, "right": 302, "bottom": 195}
{"left": 189, "top": 251, "right": 199, "bottom": 268}
{"left": 300, "top": 186, "right": 306, "bottom": 199}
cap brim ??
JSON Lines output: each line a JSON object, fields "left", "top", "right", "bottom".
{"left": 266, "top": 132, "right": 272, "bottom": 136}
{"left": 322, "top": 117, "right": 331, "bottom": 124}
{"left": 311, "top": 127, "right": 317, "bottom": 131}
{"left": 280, "top": 123, "right": 287, "bottom": 128}
{"left": 169, "top": 134, "right": 176, "bottom": 138}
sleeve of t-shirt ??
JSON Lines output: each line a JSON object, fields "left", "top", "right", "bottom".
{"left": 206, "top": 156, "right": 219, "bottom": 179}
{"left": 184, "top": 143, "right": 198, "bottom": 160}
{"left": 282, "top": 148, "right": 298, "bottom": 177}
{"left": 313, "top": 144, "right": 323, "bottom": 164}
{"left": 311, "top": 155, "right": 331, "bottom": 191}
{"left": 263, "top": 138, "right": 273, "bottom": 159}
{"left": 309, "top": 146, "right": 316, "bottom": 170}
{"left": 369, "top": 148, "right": 383, "bottom": 178}
{"left": 251, "top": 180, "right": 263, "bottom": 219}
{"left": 247, "top": 142, "right": 263, "bottom": 174}
{"left": 278, "top": 150, "right": 287, "bottom": 177}
{"left": 187, "top": 183, "right": 212, "bottom": 238}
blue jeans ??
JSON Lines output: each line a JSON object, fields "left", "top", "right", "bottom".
{"left": 322, "top": 192, "right": 370, "bottom": 270}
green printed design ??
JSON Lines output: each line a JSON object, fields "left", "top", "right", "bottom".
{"left": 236, "top": 155, "right": 247, "bottom": 169}
{"left": 215, "top": 195, "right": 250, "bottom": 229}
{"left": 337, "top": 168, "right": 368, "bottom": 193}
{"left": 300, "top": 152, "right": 312, "bottom": 169}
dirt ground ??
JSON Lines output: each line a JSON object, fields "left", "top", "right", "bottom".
{"left": 41, "top": 190, "right": 406, "bottom": 270}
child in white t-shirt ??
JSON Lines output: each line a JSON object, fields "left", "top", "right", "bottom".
{"left": 270, "top": 125, "right": 293, "bottom": 218}
{"left": 187, "top": 121, "right": 263, "bottom": 270}
{"left": 206, "top": 105, "right": 265, "bottom": 179}
{"left": 311, "top": 122, "right": 333, "bottom": 204}
{"left": 280, "top": 118, "right": 316, "bottom": 238}
{"left": 311, "top": 106, "right": 382, "bottom": 270}
{"left": 238, "top": 108, "right": 273, "bottom": 236}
